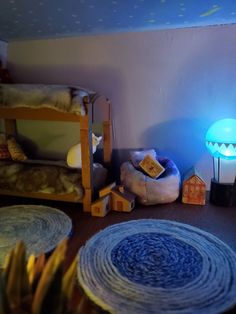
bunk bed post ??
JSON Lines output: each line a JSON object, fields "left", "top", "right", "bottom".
{"left": 80, "top": 96, "right": 93, "bottom": 212}
{"left": 93, "top": 96, "right": 112, "bottom": 166}
{"left": 4, "top": 119, "right": 17, "bottom": 137}
{"left": 103, "top": 99, "right": 112, "bottom": 165}
{"left": 103, "top": 103, "right": 112, "bottom": 165}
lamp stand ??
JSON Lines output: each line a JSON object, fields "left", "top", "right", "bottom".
{"left": 210, "top": 178, "right": 236, "bottom": 206}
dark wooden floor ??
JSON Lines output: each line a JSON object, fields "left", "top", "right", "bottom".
{"left": 1, "top": 195, "right": 236, "bottom": 313}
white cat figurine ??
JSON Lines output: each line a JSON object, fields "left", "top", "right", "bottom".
{"left": 66, "top": 133, "right": 102, "bottom": 168}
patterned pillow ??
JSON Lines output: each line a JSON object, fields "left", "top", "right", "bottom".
{"left": 7, "top": 137, "right": 27, "bottom": 161}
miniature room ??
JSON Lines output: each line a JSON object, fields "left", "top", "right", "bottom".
{"left": 0, "top": 0, "right": 235, "bottom": 313}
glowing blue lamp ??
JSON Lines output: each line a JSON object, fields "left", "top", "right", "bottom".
{"left": 205, "top": 118, "right": 236, "bottom": 160}
{"left": 205, "top": 118, "right": 236, "bottom": 206}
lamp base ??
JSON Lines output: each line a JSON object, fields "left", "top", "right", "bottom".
{"left": 210, "top": 179, "right": 236, "bottom": 207}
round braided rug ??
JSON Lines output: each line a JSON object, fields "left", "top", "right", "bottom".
{"left": 78, "top": 219, "right": 236, "bottom": 314}
{"left": 0, "top": 205, "right": 72, "bottom": 267}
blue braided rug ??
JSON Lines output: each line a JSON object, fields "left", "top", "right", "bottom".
{"left": 0, "top": 205, "right": 72, "bottom": 267}
{"left": 77, "top": 219, "right": 236, "bottom": 314}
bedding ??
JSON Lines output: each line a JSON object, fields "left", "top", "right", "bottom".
{"left": 0, "top": 84, "right": 96, "bottom": 115}
{"left": 0, "top": 160, "right": 107, "bottom": 200}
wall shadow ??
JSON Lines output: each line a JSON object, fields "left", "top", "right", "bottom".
{"left": 8, "top": 63, "right": 126, "bottom": 109}
{"left": 141, "top": 118, "right": 211, "bottom": 177}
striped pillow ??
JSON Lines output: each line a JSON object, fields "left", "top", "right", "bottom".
{"left": 7, "top": 137, "right": 27, "bottom": 161}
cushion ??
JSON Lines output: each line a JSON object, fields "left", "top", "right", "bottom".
{"left": 120, "top": 156, "right": 181, "bottom": 205}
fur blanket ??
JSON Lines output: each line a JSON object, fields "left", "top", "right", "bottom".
{"left": 0, "top": 84, "right": 95, "bottom": 115}
{"left": 0, "top": 160, "right": 107, "bottom": 199}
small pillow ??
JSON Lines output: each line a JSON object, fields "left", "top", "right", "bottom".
{"left": 130, "top": 149, "right": 157, "bottom": 168}
{"left": 7, "top": 137, "right": 27, "bottom": 161}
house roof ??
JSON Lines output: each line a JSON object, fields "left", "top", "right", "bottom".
{"left": 1, "top": 0, "right": 236, "bottom": 42}
{"left": 111, "top": 186, "right": 136, "bottom": 202}
{"left": 92, "top": 194, "right": 109, "bottom": 206}
{"left": 183, "top": 167, "right": 205, "bottom": 185}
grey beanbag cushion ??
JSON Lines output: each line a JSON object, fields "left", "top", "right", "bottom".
{"left": 120, "top": 154, "right": 180, "bottom": 205}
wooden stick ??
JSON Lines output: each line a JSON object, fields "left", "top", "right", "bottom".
{"left": 4, "top": 119, "right": 17, "bottom": 137}
{"left": 80, "top": 97, "right": 93, "bottom": 212}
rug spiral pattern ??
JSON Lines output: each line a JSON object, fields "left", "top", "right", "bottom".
{"left": 0, "top": 205, "right": 72, "bottom": 266}
{"left": 78, "top": 219, "right": 236, "bottom": 314}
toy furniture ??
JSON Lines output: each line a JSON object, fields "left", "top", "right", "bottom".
{"left": 0, "top": 84, "right": 112, "bottom": 212}
{"left": 182, "top": 167, "right": 206, "bottom": 205}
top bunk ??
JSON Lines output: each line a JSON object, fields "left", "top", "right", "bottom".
{"left": 0, "top": 83, "right": 111, "bottom": 123}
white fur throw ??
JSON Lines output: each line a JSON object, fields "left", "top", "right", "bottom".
{"left": 121, "top": 156, "right": 181, "bottom": 205}
{"left": 0, "top": 84, "right": 94, "bottom": 115}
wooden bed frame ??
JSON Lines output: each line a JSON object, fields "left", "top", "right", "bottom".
{"left": 0, "top": 94, "right": 112, "bottom": 212}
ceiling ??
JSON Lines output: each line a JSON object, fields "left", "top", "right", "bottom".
{"left": 1, "top": 0, "right": 236, "bottom": 42}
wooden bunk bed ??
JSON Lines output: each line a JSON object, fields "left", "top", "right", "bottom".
{"left": 0, "top": 84, "right": 112, "bottom": 212}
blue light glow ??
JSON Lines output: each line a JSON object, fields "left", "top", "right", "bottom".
{"left": 205, "top": 118, "right": 236, "bottom": 160}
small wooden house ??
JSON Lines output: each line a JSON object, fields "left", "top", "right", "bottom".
{"left": 91, "top": 194, "right": 110, "bottom": 217}
{"left": 110, "top": 186, "right": 136, "bottom": 212}
{"left": 182, "top": 167, "right": 206, "bottom": 205}
{"left": 92, "top": 183, "right": 136, "bottom": 216}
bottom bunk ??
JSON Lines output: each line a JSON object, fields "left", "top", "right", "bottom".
{"left": 0, "top": 160, "right": 107, "bottom": 204}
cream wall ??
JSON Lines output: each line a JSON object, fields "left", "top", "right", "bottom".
{"left": 7, "top": 25, "right": 236, "bottom": 186}
{"left": 0, "top": 40, "right": 7, "bottom": 66}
